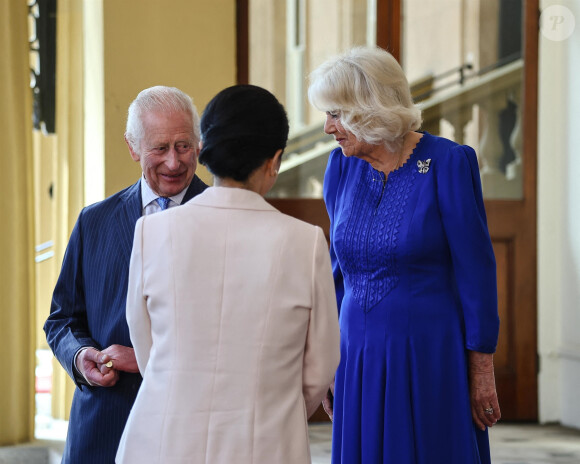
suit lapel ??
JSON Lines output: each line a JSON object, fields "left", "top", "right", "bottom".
{"left": 115, "top": 176, "right": 206, "bottom": 267}
{"left": 116, "top": 180, "right": 142, "bottom": 267}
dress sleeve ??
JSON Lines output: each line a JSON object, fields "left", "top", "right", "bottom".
{"left": 323, "top": 149, "right": 345, "bottom": 312}
{"left": 435, "top": 144, "right": 499, "bottom": 353}
{"left": 126, "top": 216, "right": 152, "bottom": 373}
{"left": 302, "top": 226, "right": 341, "bottom": 418}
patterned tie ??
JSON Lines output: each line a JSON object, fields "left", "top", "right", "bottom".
{"left": 156, "top": 197, "right": 171, "bottom": 211}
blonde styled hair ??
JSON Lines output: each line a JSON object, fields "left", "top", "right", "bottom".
{"left": 308, "top": 47, "right": 422, "bottom": 152}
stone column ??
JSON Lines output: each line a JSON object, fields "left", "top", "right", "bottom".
{"left": 0, "top": 0, "right": 36, "bottom": 445}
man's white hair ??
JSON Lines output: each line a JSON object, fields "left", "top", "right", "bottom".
{"left": 125, "top": 86, "right": 200, "bottom": 153}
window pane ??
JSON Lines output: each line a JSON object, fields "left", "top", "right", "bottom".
{"left": 249, "top": 0, "right": 377, "bottom": 198}
{"left": 402, "top": 0, "right": 524, "bottom": 199}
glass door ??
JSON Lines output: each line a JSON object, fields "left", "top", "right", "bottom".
{"left": 248, "top": 0, "right": 378, "bottom": 198}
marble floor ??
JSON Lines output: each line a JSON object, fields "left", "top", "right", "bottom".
{"left": 309, "top": 422, "right": 580, "bottom": 464}
{"left": 6, "top": 354, "right": 577, "bottom": 462}
{"left": 2, "top": 420, "right": 580, "bottom": 463}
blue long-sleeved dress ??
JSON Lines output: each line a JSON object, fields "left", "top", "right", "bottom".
{"left": 324, "top": 132, "right": 500, "bottom": 463}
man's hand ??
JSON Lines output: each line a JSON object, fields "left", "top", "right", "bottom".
{"left": 100, "top": 344, "right": 140, "bottom": 373}
{"left": 76, "top": 348, "right": 119, "bottom": 387}
{"left": 76, "top": 345, "right": 139, "bottom": 387}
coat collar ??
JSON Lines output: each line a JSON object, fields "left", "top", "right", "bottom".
{"left": 118, "top": 179, "right": 142, "bottom": 210}
{"left": 188, "top": 186, "right": 278, "bottom": 212}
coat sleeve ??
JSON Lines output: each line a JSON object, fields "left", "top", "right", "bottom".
{"left": 44, "top": 210, "right": 99, "bottom": 387}
{"left": 302, "top": 226, "right": 341, "bottom": 418}
{"left": 126, "top": 217, "right": 152, "bottom": 374}
{"left": 323, "top": 149, "right": 345, "bottom": 312}
{"left": 435, "top": 144, "right": 500, "bottom": 353}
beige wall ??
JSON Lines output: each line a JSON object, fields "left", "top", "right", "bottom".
{"left": 101, "top": 0, "right": 236, "bottom": 196}
{"left": 249, "top": 0, "right": 287, "bottom": 102}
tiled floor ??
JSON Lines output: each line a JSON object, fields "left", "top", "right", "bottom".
{"left": 16, "top": 354, "right": 580, "bottom": 463}
{"left": 2, "top": 422, "right": 580, "bottom": 463}
{"left": 309, "top": 422, "right": 580, "bottom": 464}
{"left": 489, "top": 423, "right": 580, "bottom": 464}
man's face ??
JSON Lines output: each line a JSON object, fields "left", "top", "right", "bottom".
{"left": 127, "top": 110, "right": 198, "bottom": 197}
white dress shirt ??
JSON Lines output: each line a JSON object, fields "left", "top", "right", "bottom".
{"left": 140, "top": 175, "right": 189, "bottom": 215}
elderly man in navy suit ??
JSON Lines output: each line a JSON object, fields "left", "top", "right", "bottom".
{"left": 44, "top": 86, "right": 207, "bottom": 464}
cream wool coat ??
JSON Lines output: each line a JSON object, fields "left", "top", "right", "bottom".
{"left": 116, "top": 186, "right": 340, "bottom": 464}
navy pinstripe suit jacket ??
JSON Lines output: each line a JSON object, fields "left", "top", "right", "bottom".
{"left": 44, "top": 176, "right": 207, "bottom": 464}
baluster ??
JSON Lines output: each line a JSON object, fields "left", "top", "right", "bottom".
{"left": 442, "top": 106, "right": 472, "bottom": 145}
{"left": 479, "top": 93, "right": 510, "bottom": 198}
{"left": 306, "top": 176, "right": 323, "bottom": 197}
{"left": 505, "top": 83, "right": 523, "bottom": 198}
{"left": 421, "top": 117, "right": 440, "bottom": 137}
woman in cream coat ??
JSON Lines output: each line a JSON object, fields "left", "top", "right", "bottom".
{"left": 116, "top": 85, "right": 340, "bottom": 464}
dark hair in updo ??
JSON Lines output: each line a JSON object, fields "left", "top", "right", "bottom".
{"left": 199, "top": 85, "right": 289, "bottom": 182}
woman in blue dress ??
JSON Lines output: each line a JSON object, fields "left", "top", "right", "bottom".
{"left": 308, "top": 46, "right": 501, "bottom": 463}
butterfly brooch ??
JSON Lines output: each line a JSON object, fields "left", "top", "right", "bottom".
{"left": 417, "top": 158, "right": 431, "bottom": 174}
